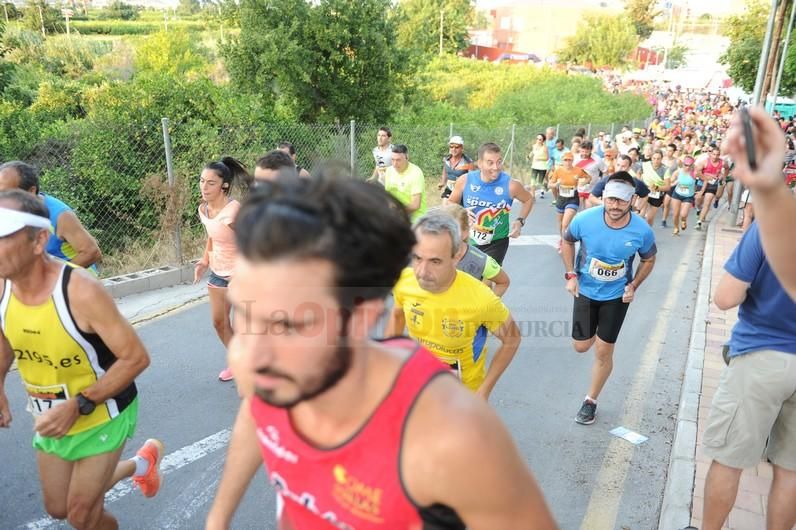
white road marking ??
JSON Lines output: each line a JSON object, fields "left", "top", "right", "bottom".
{"left": 509, "top": 234, "right": 561, "bottom": 248}
{"left": 579, "top": 235, "right": 699, "bottom": 530}
{"left": 22, "top": 429, "right": 231, "bottom": 530}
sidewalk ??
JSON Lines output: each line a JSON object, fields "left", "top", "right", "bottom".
{"left": 688, "top": 214, "right": 777, "bottom": 530}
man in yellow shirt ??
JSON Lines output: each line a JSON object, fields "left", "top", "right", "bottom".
{"left": 385, "top": 211, "right": 521, "bottom": 400}
{"left": 384, "top": 144, "right": 427, "bottom": 222}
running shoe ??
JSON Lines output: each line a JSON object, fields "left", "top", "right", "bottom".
{"left": 540, "top": 191, "right": 545, "bottom": 199}
{"left": 695, "top": 221, "right": 703, "bottom": 231}
{"left": 696, "top": 209, "right": 702, "bottom": 217}
{"left": 575, "top": 400, "right": 597, "bottom": 425}
{"left": 713, "top": 199, "right": 719, "bottom": 209}
{"left": 681, "top": 220, "right": 687, "bottom": 230}
{"left": 673, "top": 227, "right": 680, "bottom": 236}
{"left": 132, "top": 439, "right": 164, "bottom": 498}
{"left": 661, "top": 220, "right": 667, "bottom": 228}
{"left": 218, "top": 367, "right": 234, "bottom": 381}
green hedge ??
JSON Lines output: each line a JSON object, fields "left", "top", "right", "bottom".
{"left": 71, "top": 20, "right": 206, "bottom": 35}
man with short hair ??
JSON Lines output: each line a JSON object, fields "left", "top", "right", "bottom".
{"left": 0, "top": 161, "right": 101, "bottom": 271}
{"left": 372, "top": 126, "right": 394, "bottom": 184}
{"left": 205, "top": 174, "right": 557, "bottom": 530}
{"left": 384, "top": 144, "right": 427, "bottom": 222}
{"left": 438, "top": 135, "right": 475, "bottom": 202}
{"left": 588, "top": 156, "right": 650, "bottom": 210}
{"left": 698, "top": 221, "right": 796, "bottom": 530}
{"left": 448, "top": 142, "right": 534, "bottom": 265}
{"left": 276, "top": 142, "right": 311, "bottom": 178}
{"left": 0, "top": 190, "right": 163, "bottom": 529}
{"left": 253, "top": 150, "right": 299, "bottom": 183}
{"left": 575, "top": 141, "right": 607, "bottom": 209}
{"left": 561, "top": 172, "right": 657, "bottom": 425}
{"left": 387, "top": 211, "right": 521, "bottom": 399}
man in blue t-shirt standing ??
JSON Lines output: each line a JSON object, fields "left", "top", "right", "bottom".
{"left": 698, "top": 222, "right": 796, "bottom": 530}
{"left": 561, "top": 172, "right": 657, "bottom": 425}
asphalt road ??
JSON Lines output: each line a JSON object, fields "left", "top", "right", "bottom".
{"left": 1, "top": 197, "right": 707, "bottom": 530}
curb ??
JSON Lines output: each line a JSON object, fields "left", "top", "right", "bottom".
{"left": 102, "top": 261, "right": 198, "bottom": 299}
{"left": 658, "top": 208, "right": 725, "bottom": 530}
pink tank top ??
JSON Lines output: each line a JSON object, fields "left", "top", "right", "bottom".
{"left": 198, "top": 199, "right": 240, "bottom": 277}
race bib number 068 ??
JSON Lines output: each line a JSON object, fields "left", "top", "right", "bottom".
{"left": 588, "top": 258, "right": 626, "bottom": 282}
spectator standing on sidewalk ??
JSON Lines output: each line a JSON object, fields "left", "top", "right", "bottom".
{"left": 697, "top": 221, "right": 796, "bottom": 530}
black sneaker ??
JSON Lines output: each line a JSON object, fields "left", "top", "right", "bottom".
{"left": 661, "top": 220, "right": 667, "bottom": 228}
{"left": 575, "top": 400, "right": 597, "bottom": 425}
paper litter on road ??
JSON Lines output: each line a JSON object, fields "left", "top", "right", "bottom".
{"left": 609, "top": 426, "right": 649, "bottom": 445}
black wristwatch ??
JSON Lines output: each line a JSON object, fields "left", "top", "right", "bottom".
{"left": 516, "top": 217, "right": 525, "bottom": 226}
{"left": 76, "top": 393, "right": 96, "bottom": 416}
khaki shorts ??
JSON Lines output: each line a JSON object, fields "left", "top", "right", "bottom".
{"left": 703, "top": 350, "right": 796, "bottom": 471}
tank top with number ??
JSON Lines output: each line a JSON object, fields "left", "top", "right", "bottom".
{"left": 702, "top": 158, "right": 723, "bottom": 184}
{"left": 462, "top": 170, "right": 512, "bottom": 246}
{"left": 0, "top": 265, "right": 137, "bottom": 436}
{"left": 250, "top": 339, "right": 464, "bottom": 530}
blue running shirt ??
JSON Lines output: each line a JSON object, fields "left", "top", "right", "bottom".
{"left": 564, "top": 206, "right": 657, "bottom": 301}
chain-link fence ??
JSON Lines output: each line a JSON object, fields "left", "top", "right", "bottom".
{"left": 19, "top": 117, "right": 652, "bottom": 278}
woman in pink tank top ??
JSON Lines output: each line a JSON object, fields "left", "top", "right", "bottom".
{"left": 194, "top": 157, "right": 251, "bottom": 382}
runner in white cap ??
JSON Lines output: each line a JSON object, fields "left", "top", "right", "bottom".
{"left": 438, "top": 135, "right": 475, "bottom": 204}
{"left": 560, "top": 172, "right": 657, "bottom": 425}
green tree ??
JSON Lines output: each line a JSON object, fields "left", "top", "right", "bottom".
{"left": 222, "top": 0, "right": 412, "bottom": 123}
{"left": 717, "top": 0, "right": 796, "bottom": 94}
{"left": 656, "top": 44, "right": 689, "bottom": 68}
{"left": 134, "top": 30, "right": 208, "bottom": 77}
{"left": 396, "top": 0, "right": 476, "bottom": 56}
{"left": 558, "top": 14, "right": 639, "bottom": 68}
{"left": 624, "top": 0, "right": 661, "bottom": 40}
{"left": 98, "top": 0, "right": 139, "bottom": 20}
{"left": 177, "top": 0, "right": 200, "bottom": 16}
{"left": 21, "top": 0, "right": 63, "bottom": 35}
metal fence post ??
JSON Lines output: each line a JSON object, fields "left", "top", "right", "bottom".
{"left": 509, "top": 124, "right": 516, "bottom": 174}
{"left": 350, "top": 120, "right": 356, "bottom": 177}
{"left": 449, "top": 123, "right": 453, "bottom": 138}
{"left": 587, "top": 123, "right": 592, "bottom": 138}
{"left": 161, "top": 118, "right": 182, "bottom": 265}
{"left": 610, "top": 123, "right": 615, "bottom": 137}
{"left": 555, "top": 124, "right": 560, "bottom": 139}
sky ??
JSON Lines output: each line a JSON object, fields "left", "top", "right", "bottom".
{"left": 475, "top": 0, "right": 749, "bottom": 17}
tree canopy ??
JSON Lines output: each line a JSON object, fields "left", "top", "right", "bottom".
{"left": 558, "top": 14, "right": 639, "bottom": 68}
{"left": 624, "top": 0, "right": 661, "bottom": 40}
{"left": 221, "top": 0, "right": 411, "bottom": 123}
{"left": 396, "top": 0, "right": 476, "bottom": 57}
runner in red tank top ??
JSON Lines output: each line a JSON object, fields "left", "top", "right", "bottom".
{"left": 206, "top": 173, "right": 557, "bottom": 530}
{"left": 695, "top": 145, "right": 727, "bottom": 229}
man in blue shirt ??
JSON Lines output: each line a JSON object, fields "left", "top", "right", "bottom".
{"left": 561, "top": 172, "right": 657, "bottom": 425}
{"left": 0, "top": 161, "right": 101, "bottom": 271}
{"left": 698, "top": 222, "right": 796, "bottom": 530}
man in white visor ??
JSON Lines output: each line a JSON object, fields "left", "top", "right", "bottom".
{"left": 560, "top": 172, "right": 657, "bottom": 425}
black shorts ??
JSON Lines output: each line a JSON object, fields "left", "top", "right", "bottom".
{"left": 440, "top": 186, "right": 453, "bottom": 199}
{"left": 647, "top": 194, "right": 664, "bottom": 208}
{"left": 671, "top": 191, "right": 695, "bottom": 204}
{"left": 555, "top": 195, "right": 580, "bottom": 213}
{"left": 701, "top": 184, "right": 719, "bottom": 195}
{"left": 476, "top": 237, "right": 510, "bottom": 266}
{"left": 531, "top": 168, "right": 547, "bottom": 183}
{"left": 572, "top": 294, "right": 630, "bottom": 344}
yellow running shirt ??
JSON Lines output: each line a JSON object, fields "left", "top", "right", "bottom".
{"left": 0, "top": 265, "right": 137, "bottom": 436}
{"left": 392, "top": 268, "right": 510, "bottom": 391}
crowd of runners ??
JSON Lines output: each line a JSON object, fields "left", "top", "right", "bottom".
{"left": 0, "top": 87, "right": 794, "bottom": 530}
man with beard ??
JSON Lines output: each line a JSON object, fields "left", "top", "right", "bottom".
{"left": 561, "top": 172, "right": 657, "bottom": 425}
{"left": 206, "top": 175, "right": 557, "bottom": 530}
{"left": 386, "top": 211, "right": 521, "bottom": 400}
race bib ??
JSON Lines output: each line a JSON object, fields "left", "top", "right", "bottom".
{"left": 559, "top": 185, "right": 575, "bottom": 198}
{"left": 25, "top": 383, "right": 70, "bottom": 417}
{"left": 470, "top": 225, "right": 494, "bottom": 245}
{"left": 676, "top": 185, "right": 691, "bottom": 196}
{"left": 707, "top": 178, "right": 717, "bottom": 185}
{"left": 588, "top": 258, "right": 626, "bottom": 282}
{"left": 648, "top": 190, "right": 661, "bottom": 199}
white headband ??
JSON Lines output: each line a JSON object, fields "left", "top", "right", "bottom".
{"left": 604, "top": 181, "right": 635, "bottom": 202}
{"left": 0, "top": 206, "right": 52, "bottom": 237}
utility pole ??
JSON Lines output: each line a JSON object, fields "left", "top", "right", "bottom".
{"left": 762, "top": 0, "right": 789, "bottom": 104}
{"left": 772, "top": 0, "right": 796, "bottom": 107}
{"left": 439, "top": 9, "right": 444, "bottom": 55}
{"left": 38, "top": 3, "right": 46, "bottom": 37}
{"left": 753, "top": 0, "right": 780, "bottom": 105}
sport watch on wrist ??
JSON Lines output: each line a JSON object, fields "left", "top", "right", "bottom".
{"left": 516, "top": 217, "right": 525, "bottom": 226}
{"left": 564, "top": 271, "right": 577, "bottom": 280}
{"left": 76, "top": 393, "right": 96, "bottom": 416}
